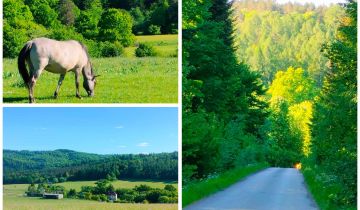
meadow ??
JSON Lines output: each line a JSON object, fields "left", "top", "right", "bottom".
{"left": 4, "top": 180, "right": 178, "bottom": 210}
{"left": 3, "top": 35, "right": 178, "bottom": 103}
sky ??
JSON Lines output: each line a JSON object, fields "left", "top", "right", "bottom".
{"left": 3, "top": 107, "right": 178, "bottom": 155}
{"left": 276, "top": 0, "right": 347, "bottom": 6}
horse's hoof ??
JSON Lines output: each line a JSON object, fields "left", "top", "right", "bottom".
{"left": 54, "top": 93, "right": 58, "bottom": 99}
{"left": 29, "top": 97, "right": 35, "bottom": 103}
{"left": 76, "top": 95, "right": 82, "bottom": 99}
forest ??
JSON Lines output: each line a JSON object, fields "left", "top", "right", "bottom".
{"left": 4, "top": 149, "right": 178, "bottom": 184}
{"left": 4, "top": 0, "right": 178, "bottom": 58}
{"left": 183, "top": 0, "right": 356, "bottom": 209}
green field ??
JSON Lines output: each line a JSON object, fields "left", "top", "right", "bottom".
{"left": 3, "top": 35, "right": 178, "bottom": 103}
{"left": 4, "top": 180, "right": 178, "bottom": 210}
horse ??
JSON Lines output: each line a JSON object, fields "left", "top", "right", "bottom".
{"left": 17, "top": 37, "right": 98, "bottom": 103}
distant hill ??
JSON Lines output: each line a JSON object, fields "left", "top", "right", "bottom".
{"left": 3, "top": 149, "right": 178, "bottom": 184}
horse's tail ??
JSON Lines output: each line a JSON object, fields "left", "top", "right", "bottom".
{"left": 18, "top": 42, "right": 33, "bottom": 89}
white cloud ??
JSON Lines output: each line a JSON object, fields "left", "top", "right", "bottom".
{"left": 117, "top": 145, "right": 127, "bottom": 148}
{"left": 137, "top": 142, "right": 150, "bottom": 147}
{"left": 115, "top": 125, "right": 124, "bottom": 129}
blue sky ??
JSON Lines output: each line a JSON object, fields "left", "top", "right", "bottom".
{"left": 276, "top": 0, "right": 347, "bottom": 6}
{"left": 3, "top": 107, "right": 178, "bottom": 154}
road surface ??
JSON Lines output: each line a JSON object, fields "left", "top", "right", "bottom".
{"left": 184, "top": 167, "right": 318, "bottom": 210}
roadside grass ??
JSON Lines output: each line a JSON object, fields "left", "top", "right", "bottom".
{"left": 182, "top": 163, "right": 268, "bottom": 207}
{"left": 302, "top": 166, "right": 356, "bottom": 210}
{"left": 3, "top": 35, "right": 178, "bottom": 103}
{"left": 4, "top": 180, "right": 178, "bottom": 210}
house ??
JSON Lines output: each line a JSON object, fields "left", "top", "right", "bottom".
{"left": 43, "top": 193, "right": 63, "bottom": 199}
{"left": 107, "top": 192, "right": 117, "bottom": 201}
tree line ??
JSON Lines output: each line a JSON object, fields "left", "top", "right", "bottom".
{"left": 183, "top": 0, "right": 356, "bottom": 208}
{"left": 4, "top": 0, "right": 177, "bottom": 58}
{"left": 4, "top": 149, "right": 178, "bottom": 184}
{"left": 26, "top": 180, "right": 178, "bottom": 203}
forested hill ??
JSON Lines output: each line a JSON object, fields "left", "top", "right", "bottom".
{"left": 232, "top": 0, "right": 345, "bottom": 85}
{"left": 4, "top": 149, "right": 178, "bottom": 184}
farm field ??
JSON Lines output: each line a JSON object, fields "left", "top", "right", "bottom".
{"left": 3, "top": 35, "right": 178, "bottom": 103}
{"left": 4, "top": 180, "right": 178, "bottom": 210}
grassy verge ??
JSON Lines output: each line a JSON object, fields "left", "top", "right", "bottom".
{"left": 182, "top": 163, "right": 268, "bottom": 207}
{"left": 302, "top": 166, "right": 356, "bottom": 210}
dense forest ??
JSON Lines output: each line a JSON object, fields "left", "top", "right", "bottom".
{"left": 4, "top": 0, "right": 178, "bottom": 58}
{"left": 183, "top": 0, "right": 356, "bottom": 209}
{"left": 232, "top": 0, "right": 344, "bottom": 85}
{"left": 4, "top": 149, "right": 178, "bottom": 184}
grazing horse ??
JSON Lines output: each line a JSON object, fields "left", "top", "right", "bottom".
{"left": 18, "top": 37, "right": 98, "bottom": 103}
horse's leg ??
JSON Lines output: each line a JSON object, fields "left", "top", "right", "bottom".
{"left": 28, "top": 57, "right": 46, "bottom": 103}
{"left": 74, "top": 70, "right": 82, "bottom": 99}
{"left": 28, "top": 75, "right": 36, "bottom": 103}
{"left": 54, "top": 74, "right": 66, "bottom": 99}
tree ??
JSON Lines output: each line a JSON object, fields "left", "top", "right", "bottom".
{"left": 311, "top": 1, "right": 357, "bottom": 206}
{"left": 98, "top": 8, "right": 135, "bottom": 46}
{"left": 58, "top": 0, "right": 80, "bottom": 26}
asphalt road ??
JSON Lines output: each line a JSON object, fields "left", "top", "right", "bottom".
{"left": 184, "top": 167, "right": 318, "bottom": 210}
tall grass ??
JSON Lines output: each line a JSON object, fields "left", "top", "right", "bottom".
{"left": 302, "top": 166, "right": 356, "bottom": 210}
{"left": 182, "top": 163, "right": 268, "bottom": 207}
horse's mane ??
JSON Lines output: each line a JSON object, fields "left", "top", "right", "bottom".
{"left": 78, "top": 41, "right": 94, "bottom": 75}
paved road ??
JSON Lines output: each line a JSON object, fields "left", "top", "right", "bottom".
{"left": 184, "top": 167, "right": 318, "bottom": 210}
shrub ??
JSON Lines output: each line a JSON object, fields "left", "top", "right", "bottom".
{"left": 158, "top": 196, "right": 170, "bottom": 203}
{"left": 135, "top": 43, "right": 157, "bottom": 57}
{"left": 148, "top": 24, "right": 161, "bottom": 35}
{"left": 134, "top": 184, "right": 152, "bottom": 192}
{"left": 91, "top": 194, "right": 100, "bottom": 201}
{"left": 100, "top": 41, "right": 124, "bottom": 57}
{"left": 67, "top": 189, "right": 77, "bottom": 198}
{"left": 164, "top": 185, "right": 176, "bottom": 192}
{"left": 134, "top": 194, "right": 146, "bottom": 203}
{"left": 99, "top": 194, "right": 108, "bottom": 202}
{"left": 146, "top": 190, "right": 161, "bottom": 203}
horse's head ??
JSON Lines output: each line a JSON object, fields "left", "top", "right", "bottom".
{"left": 83, "top": 75, "right": 99, "bottom": 97}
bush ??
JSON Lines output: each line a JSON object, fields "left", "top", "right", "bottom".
{"left": 99, "top": 194, "right": 108, "bottom": 202}
{"left": 146, "top": 190, "right": 161, "bottom": 203}
{"left": 134, "top": 194, "right": 146, "bottom": 203}
{"left": 100, "top": 41, "right": 124, "bottom": 57}
{"left": 158, "top": 196, "right": 170, "bottom": 203}
{"left": 91, "top": 194, "right": 100, "bottom": 201}
{"left": 148, "top": 24, "right": 161, "bottom": 35}
{"left": 164, "top": 185, "right": 176, "bottom": 192}
{"left": 135, "top": 43, "right": 157, "bottom": 57}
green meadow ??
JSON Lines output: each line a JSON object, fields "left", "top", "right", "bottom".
{"left": 4, "top": 180, "right": 178, "bottom": 210}
{"left": 3, "top": 35, "right": 178, "bottom": 103}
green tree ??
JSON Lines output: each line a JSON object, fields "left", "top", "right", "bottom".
{"left": 58, "top": 0, "right": 80, "bottom": 26}
{"left": 98, "top": 8, "right": 135, "bottom": 46}
{"left": 311, "top": 1, "right": 357, "bottom": 206}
